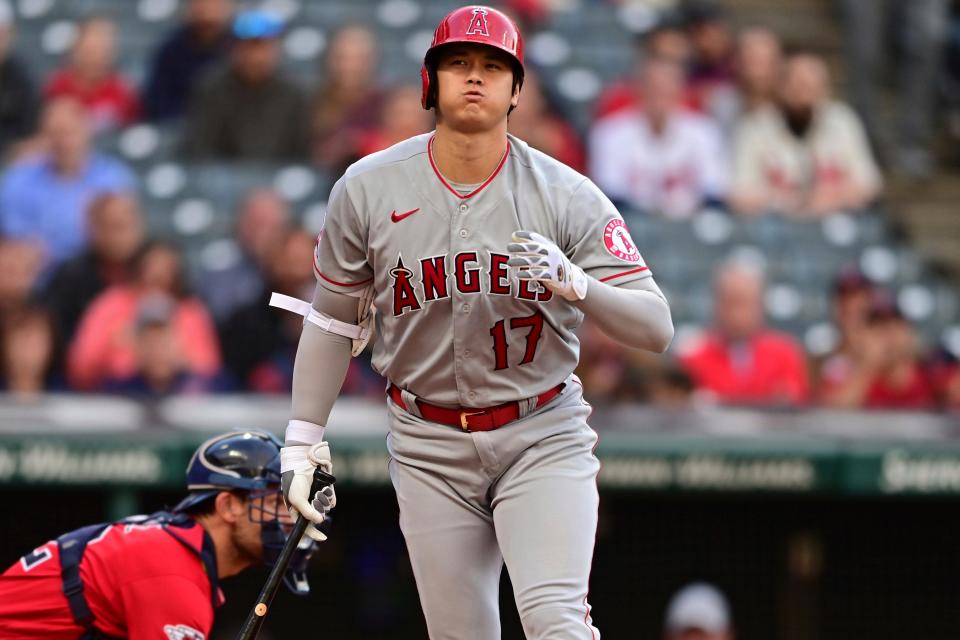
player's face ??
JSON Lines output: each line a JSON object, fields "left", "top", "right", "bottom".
{"left": 434, "top": 44, "right": 519, "bottom": 132}
{"left": 230, "top": 491, "right": 291, "bottom": 563}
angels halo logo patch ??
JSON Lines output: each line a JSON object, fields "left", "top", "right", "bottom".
{"left": 602, "top": 219, "right": 641, "bottom": 263}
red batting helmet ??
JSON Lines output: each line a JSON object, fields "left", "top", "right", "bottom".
{"left": 420, "top": 5, "right": 525, "bottom": 110}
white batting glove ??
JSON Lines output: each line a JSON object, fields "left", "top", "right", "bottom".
{"left": 280, "top": 442, "right": 337, "bottom": 542}
{"left": 507, "top": 230, "right": 589, "bottom": 302}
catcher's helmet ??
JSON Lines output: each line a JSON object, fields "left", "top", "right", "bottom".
{"left": 174, "top": 430, "right": 283, "bottom": 511}
{"left": 173, "top": 430, "right": 319, "bottom": 595}
{"left": 420, "top": 5, "right": 524, "bottom": 109}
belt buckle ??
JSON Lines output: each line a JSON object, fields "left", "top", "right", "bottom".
{"left": 459, "top": 410, "right": 484, "bottom": 431}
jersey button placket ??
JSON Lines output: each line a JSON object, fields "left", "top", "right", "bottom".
{"left": 451, "top": 200, "right": 472, "bottom": 405}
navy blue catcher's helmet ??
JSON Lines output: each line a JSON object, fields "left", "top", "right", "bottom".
{"left": 174, "top": 430, "right": 284, "bottom": 512}
{"left": 173, "top": 430, "right": 318, "bottom": 595}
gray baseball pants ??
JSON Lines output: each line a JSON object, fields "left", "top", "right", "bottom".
{"left": 386, "top": 379, "right": 601, "bottom": 639}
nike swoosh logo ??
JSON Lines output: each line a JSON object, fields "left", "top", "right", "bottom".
{"left": 391, "top": 208, "right": 421, "bottom": 223}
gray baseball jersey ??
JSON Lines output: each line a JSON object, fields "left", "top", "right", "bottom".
{"left": 315, "top": 132, "right": 651, "bottom": 407}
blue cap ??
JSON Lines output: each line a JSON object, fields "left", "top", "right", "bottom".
{"left": 232, "top": 10, "right": 284, "bottom": 40}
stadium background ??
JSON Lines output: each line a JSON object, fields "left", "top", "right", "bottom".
{"left": 0, "top": 0, "right": 959, "bottom": 637}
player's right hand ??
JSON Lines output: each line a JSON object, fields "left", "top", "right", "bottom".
{"left": 280, "top": 442, "right": 337, "bottom": 542}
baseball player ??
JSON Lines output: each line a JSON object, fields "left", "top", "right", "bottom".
{"left": 0, "top": 430, "right": 318, "bottom": 640}
{"left": 276, "top": 5, "right": 673, "bottom": 638}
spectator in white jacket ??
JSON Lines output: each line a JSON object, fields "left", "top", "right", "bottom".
{"left": 730, "top": 52, "right": 882, "bottom": 218}
{"left": 589, "top": 57, "right": 728, "bottom": 219}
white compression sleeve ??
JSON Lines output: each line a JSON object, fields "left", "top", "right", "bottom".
{"left": 573, "top": 276, "right": 674, "bottom": 352}
{"left": 288, "top": 283, "right": 358, "bottom": 445}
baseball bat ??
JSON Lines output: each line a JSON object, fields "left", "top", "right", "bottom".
{"left": 236, "top": 467, "right": 336, "bottom": 640}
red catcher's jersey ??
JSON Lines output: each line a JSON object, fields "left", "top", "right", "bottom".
{"left": 0, "top": 516, "right": 223, "bottom": 639}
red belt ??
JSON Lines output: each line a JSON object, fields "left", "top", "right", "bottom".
{"left": 387, "top": 383, "right": 565, "bottom": 432}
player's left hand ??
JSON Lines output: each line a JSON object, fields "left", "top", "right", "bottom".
{"left": 507, "top": 230, "right": 589, "bottom": 302}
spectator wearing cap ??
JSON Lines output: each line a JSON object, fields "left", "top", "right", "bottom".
{"left": 0, "top": 98, "right": 135, "bottom": 271}
{"left": 44, "top": 192, "right": 145, "bottom": 344}
{"left": 44, "top": 15, "right": 139, "bottom": 131}
{"left": 730, "top": 53, "right": 882, "bottom": 218}
{"left": 819, "top": 293, "right": 937, "bottom": 410}
{"left": 67, "top": 241, "right": 220, "bottom": 391}
{"left": 0, "top": 0, "right": 38, "bottom": 157}
{"left": 663, "top": 582, "right": 734, "bottom": 640}
{"left": 589, "top": 56, "right": 728, "bottom": 219}
{"left": 679, "top": 261, "right": 809, "bottom": 406}
{"left": 142, "top": 0, "right": 233, "bottom": 122}
{"left": 182, "top": 9, "right": 308, "bottom": 161}
{"left": 310, "top": 24, "right": 385, "bottom": 172}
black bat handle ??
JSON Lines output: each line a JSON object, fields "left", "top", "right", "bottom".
{"left": 236, "top": 468, "right": 336, "bottom": 640}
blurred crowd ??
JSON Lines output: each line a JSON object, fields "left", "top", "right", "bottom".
{"left": 0, "top": 0, "right": 957, "bottom": 412}
{"left": 578, "top": 261, "right": 960, "bottom": 412}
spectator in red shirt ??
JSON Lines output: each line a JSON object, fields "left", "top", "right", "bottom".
{"left": 44, "top": 16, "right": 139, "bottom": 131}
{"left": 67, "top": 240, "right": 220, "bottom": 391}
{"left": 819, "top": 294, "right": 937, "bottom": 410}
{"left": 680, "top": 261, "right": 810, "bottom": 406}
{"left": 0, "top": 430, "right": 325, "bottom": 639}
